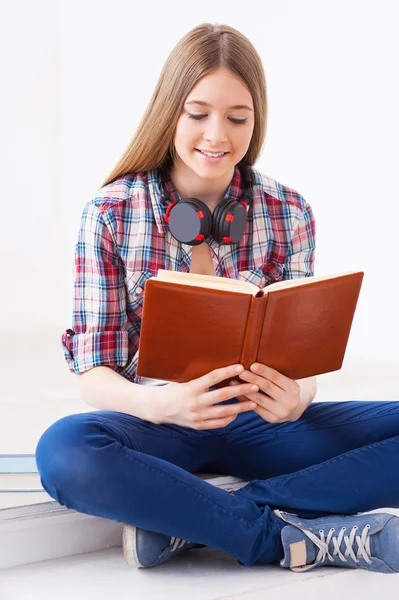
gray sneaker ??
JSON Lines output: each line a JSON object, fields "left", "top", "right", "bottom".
{"left": 273, "top": 508, "right": 399, "bottom": 574}
{"left": 123, "top": 523, "right": 206, "bottom": 568}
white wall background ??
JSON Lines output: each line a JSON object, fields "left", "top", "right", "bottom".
{"left": 1, "top": 0, "right": 398, "bottom": 364}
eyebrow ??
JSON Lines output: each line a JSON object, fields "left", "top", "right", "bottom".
{"left": 185, "top": 100, "right": 253, "bottom": 112}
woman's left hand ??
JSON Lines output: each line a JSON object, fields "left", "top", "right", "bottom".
{"left": 229, "top": 362, "right": 306, "bottom": 423}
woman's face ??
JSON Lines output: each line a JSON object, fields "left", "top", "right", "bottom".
{"left": 173, "top": 68, "right": 255, "bottom": 181}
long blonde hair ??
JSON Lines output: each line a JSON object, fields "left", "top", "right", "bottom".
{"left": 101, "top": 23, "right": 267, "bottom": 188}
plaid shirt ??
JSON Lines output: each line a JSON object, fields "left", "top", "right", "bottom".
{"left": 62, "top": 164, "right": 316, "bottom": 384}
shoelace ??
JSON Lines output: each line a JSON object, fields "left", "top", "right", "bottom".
{"left": 170, "top": 536, "right": 190, "bottom": 552}
{"left": 303, "top": 524, "right": 373, "bottom": 566}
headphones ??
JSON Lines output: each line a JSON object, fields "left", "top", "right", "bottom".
{"left": 158, "top": 163, "right": 254, "bottom": 247}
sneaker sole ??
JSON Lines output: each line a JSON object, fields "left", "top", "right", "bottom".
{"left": 275, "top": 508, "right": 399, "bottom": 518}
{"left": 355, "top": 508, "right": 399, "bottom": 517}
{"left": 123, "top": 524, "right": 144, "bottom": 568}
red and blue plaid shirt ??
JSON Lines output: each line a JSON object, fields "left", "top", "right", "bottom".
{"left": 62, "top": 164, "right": 316, "bottom": 383}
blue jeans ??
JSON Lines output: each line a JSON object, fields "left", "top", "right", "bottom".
{"left": 35, "top": 397, "right": 399, "bottom": 566}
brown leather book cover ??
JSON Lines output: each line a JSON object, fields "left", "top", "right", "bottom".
{"left": 136, "top": 270, "right": 364, "bottom": 388}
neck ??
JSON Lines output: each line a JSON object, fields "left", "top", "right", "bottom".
{"left": 169, "top": 158, "right": 235, "bottom": 211}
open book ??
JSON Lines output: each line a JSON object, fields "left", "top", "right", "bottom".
{"left": 136, "top": 269, "right": 364, "bottom": 386}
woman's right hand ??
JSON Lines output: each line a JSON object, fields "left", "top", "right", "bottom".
{"left": 148, "top": 364, "right": 259, "bottom": 429}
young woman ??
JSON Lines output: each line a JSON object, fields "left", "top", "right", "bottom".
{"left": 35, "top": 23, "right": 399, "bottom": 574}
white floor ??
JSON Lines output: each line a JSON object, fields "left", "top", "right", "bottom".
{"left": 0, "top": 545, "right": 397, "bottom": 600}
{"left": 1, "top": 328, "right": 399, "bottom": 598}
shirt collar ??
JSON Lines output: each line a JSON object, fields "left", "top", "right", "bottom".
{"left": 147, "top": 164, "right": 247, "bottom": 235}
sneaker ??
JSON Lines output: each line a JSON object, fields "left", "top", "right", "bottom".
{"left": 273, "top": 508, "right": 399, "bottom": 574}
{"left": 122, "top": 523, "right": 206, "bottom": 568}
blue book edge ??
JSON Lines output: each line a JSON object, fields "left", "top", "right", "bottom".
{"left": 0, "top": 455, "right": 43, "bottom": 492}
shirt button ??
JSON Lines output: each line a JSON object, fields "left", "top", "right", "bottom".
{"left": 136, "top": 286, "right": 143, "bottom": 294}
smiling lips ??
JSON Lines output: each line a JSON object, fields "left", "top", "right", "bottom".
{"left": 195, "top": 149, "right": 230, "bottom": 157}
{"left": 196, "top": 149, "right": 229, "bottom": 153}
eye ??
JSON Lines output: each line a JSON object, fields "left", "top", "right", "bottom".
{"left": 188, "top": 114, "right": 247, "bottom": 125}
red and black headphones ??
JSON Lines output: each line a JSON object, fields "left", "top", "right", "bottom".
{"left": 158, "top": 163, "right": 254, "bottom": 247}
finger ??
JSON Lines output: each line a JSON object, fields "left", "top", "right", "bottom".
{"left": 249, "top": 364, "right": 290, "bottom": 392}
{"left": 206, "top": 382, "right": 259, "bottom": 406}
{"left": 239, "top": 372, "right": 284, "bottom": 402}
{"left": 251, "top": 393, "right": 293, "bottom": 422}
{"left": 252, "top": 403, "right": 285, "bottom": 424}
{"left": 229, "top": 377, "right": 284, "bottom": 417}
{"left": 237, "top": 395, "right": 253, "bottom": 403}
{"left": 201, "top": 399, "right": 257, "bottom": 422}
{"left": 196, "top": 415, "right": 238, "bottom": 430}
{"left": 228, "top": 380, "right": 254, "bottom": 403}
{"left": 192, "top": 364, "right": 245, "bottom": 392}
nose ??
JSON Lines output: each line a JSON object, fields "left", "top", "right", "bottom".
{"left": 203, "top": 115, "right": 228, "bottom": 146}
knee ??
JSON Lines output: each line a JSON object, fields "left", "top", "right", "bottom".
{"left": 35, "top": 412, "right": 107, "bottom": 504}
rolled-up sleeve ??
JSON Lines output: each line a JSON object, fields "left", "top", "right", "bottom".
{"left": 284, "top": 200, "right": 316, "bottom": 279}
{"left": 61, "top": 201, "right": 129, "bottom": 374}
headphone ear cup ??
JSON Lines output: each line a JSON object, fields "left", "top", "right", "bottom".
{"left": 212, "top": 199, "right": 229, "bottom": 242}
{"left": 168, "top": 199, "right": 213, "bottom": 245}
{"left": 213, "top": 199, "right": 247, "bottom": 244}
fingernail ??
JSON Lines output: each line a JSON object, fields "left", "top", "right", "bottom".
{"left": 235, "top": 365, "right": 244, "bottom": 373}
